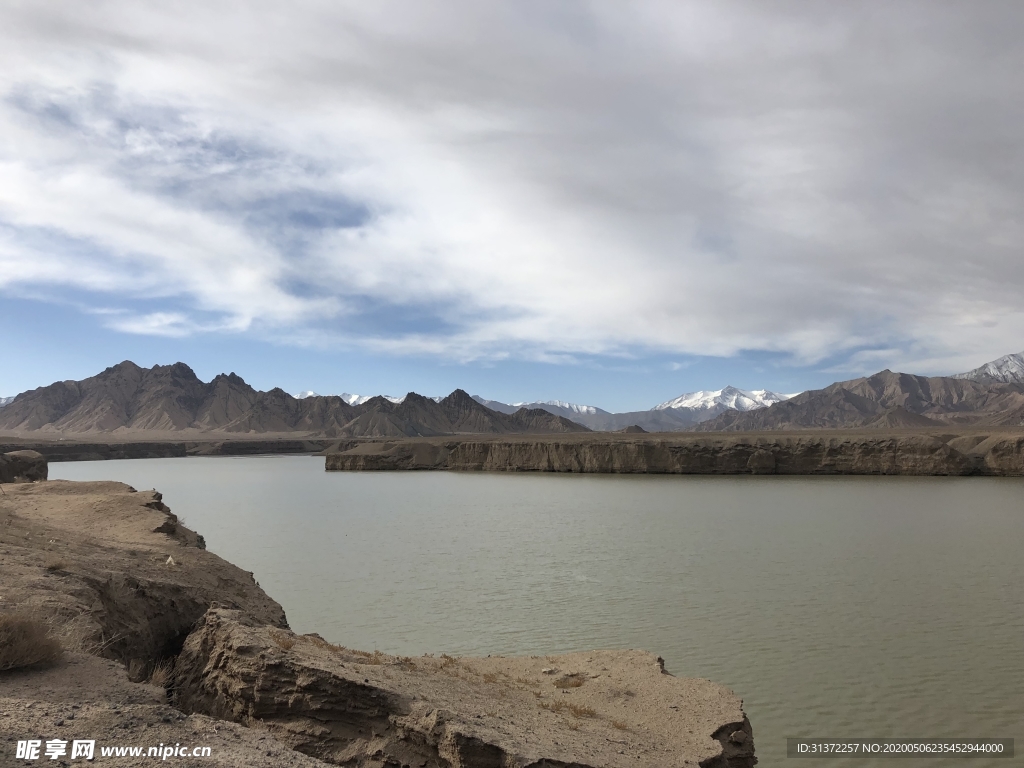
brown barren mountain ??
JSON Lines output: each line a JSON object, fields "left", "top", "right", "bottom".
{"left": 697, "top": 369, "right": 1024, "bottom": 431}
{"left": 0, "top": 361, "right": 588, "bottom": 438}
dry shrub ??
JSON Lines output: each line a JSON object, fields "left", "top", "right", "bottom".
{"left": 43, "top": 556, "right": 67, "bottom": 573}
{"left": 611, "top": 719, "right": 629, "bottom": 731}
{"left": 554, "top": 673, "right": 585, "bottom": 689}
{"left": 438, "top": 653, "right": 458, "bottom": 669}
{"left": 482, "top": 672, "right": 499, "bottom": 683}
{"left": 566, "top": 703, "right": 596, "bottom": 718}
{"left": 0, "top": 614, "right": 63, "bottom": 672}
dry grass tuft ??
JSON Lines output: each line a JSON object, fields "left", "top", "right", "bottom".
{"left": 540, "top": 699, "right": 596, "bottom": 718}
{"left": 553, "top": 673, "right": 585, "bottom": 689}
{"left": 0, "top": 613, "right": 63, "bottom": 672}
{"left": 149, "top": 660, "right": 173, "bottom": 687}
{"left": 481, "top": 671, "right": 499, "bottom": 683}
{"left": 305, "top": 635, "right": 332, "bottom": 651}
{"left": 270, "top": 630, "right": 296, "bottom": 651}
{"left": 611, "top": 719, "right": 630, "bottom": 731}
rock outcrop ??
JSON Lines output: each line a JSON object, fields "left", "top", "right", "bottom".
{"left": 324, "top": 431, "right": 1023, "bottom": 475}
{"left": 0, "top": 480, "right": 285, "bottom": 671}
{"left": 0, "top": 449, "right": 48, "bottom": 482}
{"left": 173, "top": 609, "right": 755, "bottom": 768}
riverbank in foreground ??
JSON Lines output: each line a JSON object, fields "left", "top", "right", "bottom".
{"left": 0, "top": 464, "right": 756, "bottom": 767}
{"left": 325, "top": 429, "right": 1024, "bottom": 475}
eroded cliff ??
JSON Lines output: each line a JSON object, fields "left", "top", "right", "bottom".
{"left": 324, "top": 431, "right": 1024, "bottom": 475}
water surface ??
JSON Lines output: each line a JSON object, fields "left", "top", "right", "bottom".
{"left": 53, "top": 457, "right": 1024, "bottom": 766}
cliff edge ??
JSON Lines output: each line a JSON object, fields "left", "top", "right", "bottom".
{"left": 324, "top": 431, "right": 1024, "bottom": 475}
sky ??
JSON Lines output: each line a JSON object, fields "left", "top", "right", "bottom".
{"left": 1, "top": 2, "right": 1023, "bottom": 412}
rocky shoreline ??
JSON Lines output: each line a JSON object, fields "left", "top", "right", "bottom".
{"left": 324, "top": 430, "right": 1024, "bottom": 475}
{"left": 0, "top": 459, "right": 757, "bottom": 767}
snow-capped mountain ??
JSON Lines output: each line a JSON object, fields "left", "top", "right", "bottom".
{"left": 952, "top": 351, "right": 1024, "bottom": 384}
{"left": 0, "top": 396, "right": 14, "bottom": 408}
{"left": 340, "top": 393, "right": 375, "bottom": 405}
{"left": 511, "top": 399, "right": 605, "bottom": 416}
{"left": 654, "top": 386, "right": 796, "bottom": 414}
{"left": 655, "top": 385, "right": 798, "bottom": 421}
{"left": 471, "top": 395, "right": 608, "bottom": 418}
{"left": 293, "top": 391, "right": 412, "bottom": 404}
{"left": 341, "top": 393, "right": 443, "bottom": 405}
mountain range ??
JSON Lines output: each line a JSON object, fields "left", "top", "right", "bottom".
{"left": 0, "top": 362, "right": 587, "bottom": 437}
{"left": 3, "top": 350, "right": 1023, "bottom": 436}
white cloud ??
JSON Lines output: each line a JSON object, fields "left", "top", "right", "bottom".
{"left": 1, "top": 1, "right": 1023, "bottom": 374}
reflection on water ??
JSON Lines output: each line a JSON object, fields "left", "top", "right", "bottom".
{"left": 54, "top": 457, "right": 1024, "bottom": 767}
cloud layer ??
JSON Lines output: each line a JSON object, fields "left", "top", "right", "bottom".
{"left": 2, "top": 1, "right": 1023, "bottom": 374}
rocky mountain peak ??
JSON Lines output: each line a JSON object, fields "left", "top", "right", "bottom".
{"left": 953, "top": 351, "right": 1024, "bottom": 384}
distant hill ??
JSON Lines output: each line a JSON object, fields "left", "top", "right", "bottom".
{"left": 695, "top": 369, "right": 1024, "bottom": 430}
{"left": 0, "top": 362, "right": 589, "bottom": 437}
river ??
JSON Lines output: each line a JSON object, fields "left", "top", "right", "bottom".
{"left": 52, "top": 456, "right": 1024, "bottom": 766}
